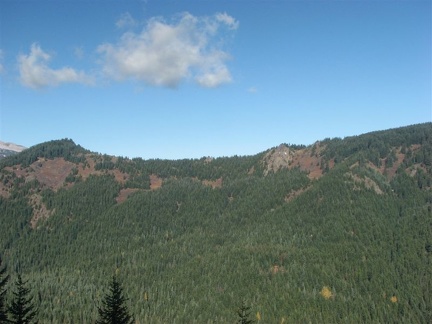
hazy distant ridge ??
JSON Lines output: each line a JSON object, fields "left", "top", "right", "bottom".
{"left": 0, "top": 141, "right": 26, "bottom": 152}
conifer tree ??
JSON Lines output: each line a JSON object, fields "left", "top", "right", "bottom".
{"left": 8, "top": 274, "right": 37, "bottom": 324}
{"left": 0, "top": 256, "right": 9, "bottom": 322}
{"left": 237, "top": 300, "right": 254, "bottom": 324}
{"left": 96, "top": 275, "right": 133, "bottom": 324}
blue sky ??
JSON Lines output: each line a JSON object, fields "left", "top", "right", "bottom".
{"left": 1, "top": 0, "right": 430, "bottom": 159}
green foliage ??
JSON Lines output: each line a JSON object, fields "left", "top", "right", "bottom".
{"left": 96, "top": 275, "right": 133, "bottom": 324}
{"left": 0, "top": 139, "right": 88, "bottom": 168}
{"left": 0, "top": 124, "right": 431, "bottom": 322}
{"left": 0, "top": 149, "right": 19, "bottom": 160}
{"left": 0, "top": 256, "right": 9, "bottom": 322}
{"left": 42, "top": 174, "right": 120, "bottom": 220}
{"left": 237, "top": 300, "right": 254, "bottom": 324}
{"left": 95, "top": 155, "right": 116, "bottom": 171}
{"left": 8, "top": 274, "right": 38, "bottom": 324}
{"left": 323, "top": 122, "right": 432, "bottom": 167}
{"left": 65, "top": 167, "right": 80, "bottom": 184}
{"left": 0, "top": 196, "right": 33, "bottom": 250}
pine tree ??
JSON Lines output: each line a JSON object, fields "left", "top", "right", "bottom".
{"left": 8, "top": 274, "right": 37, "bottom": 324}
{"left": 237, "top": 300, "right": 254, "bottom": 324}
{"left": 0, "top": 256, "right": 9, "bottom": 323}
{"left": 96, "top": 275, "right": 133, "bottom": 324}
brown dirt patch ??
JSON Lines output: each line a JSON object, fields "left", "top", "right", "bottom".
{"left": 407, "top": 163, "right": 428, "bottom": 178}
{"left": 290, "top": 148, "right": 323, "bottom": 179}
{"left": 111, "top": 169, "right": 129, "bottom": 184}
{"left": 150, "top": 174, "right": 163, "bottom": 190}
{"left": 77, "top": 155, "right": 97, "bottom": 180}
{"left": 202, "top": 177, "right": 223, "bottom": 189}
{"left": 385, "top": 152, "right": 405, "bottom": 179}
{"left": 0, "top": 185, "right": 10, "bottom": 198}
{"left": 116, "top": 188, "right": 141, "bottom": 203}
{"left": 262, "top": 143, "right": 326, "bottom": 179}
{"left": 31, "top": 158, "right": 75, "bottom": 190}
{"left": 75, "top": 155, "right": 129, "bottom": 184}
{"left": 285, "top": 186, "right": 311, "bottom": 203}
{"left": 346, "top": 172, "right": 383, "bottom": 195}
{"left": 29, "top": 193, "right": 54, "bottom": 228}
{"left": 270, "top": 265, "right": 285, "bottom": 275}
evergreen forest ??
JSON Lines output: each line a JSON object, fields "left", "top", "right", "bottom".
{"left": 0, "top": 123, "right": 431, "bottom": 323}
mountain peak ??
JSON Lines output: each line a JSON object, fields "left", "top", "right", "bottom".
{"left": 0, "top": 140, "right": 26, "bottom": 152}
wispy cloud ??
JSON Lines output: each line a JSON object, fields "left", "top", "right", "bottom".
{"left": 247, "top": 86, "right": 258, "bottom": 93}
{"left": 116, "top": 12, "right": 137, "bottom": 29}
{"left": 98, "top": 12, "right": 238, "bottom": 88}
{"left": 18, "top": 43, "right": 94, "bottom": 89}
{"left": 73, "top": 46, "right": 85, "bottom": 60}
{"left": 215, "top": 12, "right": 239, "bottom": 30}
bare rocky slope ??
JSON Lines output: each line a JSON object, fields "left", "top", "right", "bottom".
{"left": 0, "top": 140, "right": 26, "bottom": 159}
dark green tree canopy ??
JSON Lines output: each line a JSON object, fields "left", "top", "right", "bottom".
{"left": 8, "top": 274, "right": 38, "bottom": 324}
{"left": 96, "top": 275, "right": 133, "bottom": 324}
{"left": 0, "top": 256, "right": 9, "bottom": 322}
{"left": 237, "top": 300, "right": 254, "bottom": 324}
{"left": 0, "top": 123, "right": 431, "bottom": 322}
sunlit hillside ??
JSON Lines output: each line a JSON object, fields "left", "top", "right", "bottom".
{"left": 0, "top": 123, "right": 431, "bottom": 323}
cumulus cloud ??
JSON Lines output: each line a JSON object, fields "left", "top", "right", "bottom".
{"left": 18, "top": 43, "right": 94, "bottom": 89}
{"left": 98, "top": 12, "right": 238, "bottom": 88}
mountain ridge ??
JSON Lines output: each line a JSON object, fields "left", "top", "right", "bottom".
{"left": 1, "top": 123, "right": 429, "bottom": 195}
{"left": 0, "top": 122, "right": 431, "bottom": 322}
{"left": 0, "top": 140, "right": 26, "bottom": 152}
{"left": 0, "top": 140, "right": 26, "bottom": 160}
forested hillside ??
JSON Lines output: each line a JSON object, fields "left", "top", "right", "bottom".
{"left": 0, "top": 123, "right": 431, "bottom": 323}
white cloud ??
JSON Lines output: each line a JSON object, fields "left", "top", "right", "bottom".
{"left": 116, "top": 12, "right": 137, "bottom": 29}
{"left": 247, "top": 86, "right": 258, "bottom": 93}
{"left": 196, "top": 66, "right": 231, "bottom": 88}
{"left": 98, "top": 12, "right": 238, "bottom": 88}
{"left": 73, "top": 46, "right": 84, "bottom": 59}
{"left": 18, "top": 43, "right": 94, "bottom": 89}
{"left": 215, "top": 12, "right": 239, "bottom": 30}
